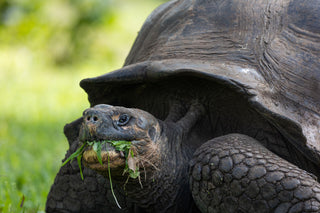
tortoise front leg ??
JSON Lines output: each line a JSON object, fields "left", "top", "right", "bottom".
{"left": 189, "top": 134, "right": 320, "bottom": 213}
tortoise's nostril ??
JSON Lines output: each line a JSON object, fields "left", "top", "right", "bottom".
{"left": 85, "top": 114, "right": 99, "bottom": 123}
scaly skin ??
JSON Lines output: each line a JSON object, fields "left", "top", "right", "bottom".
{"left": 190, "top": 134, "right": 320, "bottom": 213}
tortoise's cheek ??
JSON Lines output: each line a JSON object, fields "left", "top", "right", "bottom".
{"left": 131, "top": 141, "right": 155, "bottom": 156}
{"left": 133, "top": 142, "right": 161, "bottom": 169}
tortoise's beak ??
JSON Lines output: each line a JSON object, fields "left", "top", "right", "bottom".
{"left": 80, "top": 108, "right": 126, "bottom": 171}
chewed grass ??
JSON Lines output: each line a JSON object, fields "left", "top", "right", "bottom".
{"left": 61, "top": 140, "right": 140, "bottom": 209}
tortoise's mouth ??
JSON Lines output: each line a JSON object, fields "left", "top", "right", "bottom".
{"left": 82, "top": 141, "right": 126, "bottom": 171}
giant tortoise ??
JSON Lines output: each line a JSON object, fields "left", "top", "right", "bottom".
{"left": 46, "top": 0, "right": 320, "bottom": 212}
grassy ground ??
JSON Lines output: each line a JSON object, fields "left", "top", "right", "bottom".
{"left": 0, "top": 1, "right": 164, "bottom": 212}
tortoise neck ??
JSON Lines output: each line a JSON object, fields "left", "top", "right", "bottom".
{"left": 118, "top": 121, "right": 194, "bottom": 212}
{"left": 121, "top": 160, "right": 193, "bottom": 212}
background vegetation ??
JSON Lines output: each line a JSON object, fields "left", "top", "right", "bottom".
{"left": 0, "top": 0, "right": 166, "bottom": 212}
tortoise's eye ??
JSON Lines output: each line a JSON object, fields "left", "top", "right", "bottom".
{"left": 117, "top": 114, "right": 130, "bottom": 126}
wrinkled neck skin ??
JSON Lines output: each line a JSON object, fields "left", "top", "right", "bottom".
{"left": 121, "top": 121, "right": 192, "bottom": 212}
{"left": 117, "top": 103, "right": 204, "bottom": 212}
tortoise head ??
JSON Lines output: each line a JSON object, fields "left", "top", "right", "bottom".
{"left": 79, "top": 104, "right": 161, "bottom": 177}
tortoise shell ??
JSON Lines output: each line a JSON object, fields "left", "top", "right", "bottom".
{"left": 80, "top": 0, "right": 320, "bottom": 176}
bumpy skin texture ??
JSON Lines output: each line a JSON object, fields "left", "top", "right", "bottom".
{"left": 190, "top": 134, "right": 320, "bottom": 213}
{"left": 46, "top": 119, "right": 128, "bottom": 213}
{"left": 46, "top": 155, "right": 125, "bottom": 213}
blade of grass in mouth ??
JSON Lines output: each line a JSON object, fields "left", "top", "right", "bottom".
{"left": 77, "top": 154, "right": 84, "bottom": 180}
{"left": 108, "top": 153, "right": 122, "bottom": 209}
{"left": 93, "top": 141, "right": 103, "bottom": 165}
{"left": 61, "top": 143, "right": 87, "bottom": 167}
{"left": 62, "top": 140, "right": 136, "bottom": 174}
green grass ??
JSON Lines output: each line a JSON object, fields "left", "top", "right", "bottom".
{"left": 0, "top": 57, "right": 92, "bottom": 212}
{"left": 0, "top": 0, "right": 166, "bottom": 212}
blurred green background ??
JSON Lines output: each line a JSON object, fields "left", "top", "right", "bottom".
{"left": 0, "top": 0, "right": 166, "bottom": 212}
